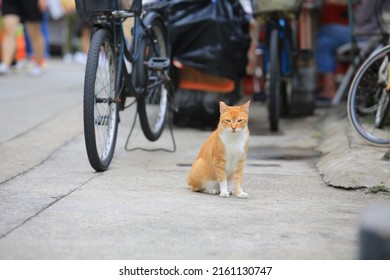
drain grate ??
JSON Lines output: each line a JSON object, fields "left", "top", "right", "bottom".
{"left": 177, "top": 163, "right": 192, "bottom": 167}
{"left": 176, "top": 146, "right": 320, "bottom": 169}
{"left": 247, "top": 163, "right": 281, "bottom": 167}
{"left": 248, "top": 146, "right": 321, "bottom": 161}
{"left": 178, "top": 162, "right": 282, "bottom": 168}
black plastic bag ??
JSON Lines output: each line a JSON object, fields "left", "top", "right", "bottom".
{"left": 168, "top": 0, "right": 251, "bottom": 80}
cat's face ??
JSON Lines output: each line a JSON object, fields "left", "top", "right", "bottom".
{"left": 219, "top": 101, "right": 250, "bottom": 133}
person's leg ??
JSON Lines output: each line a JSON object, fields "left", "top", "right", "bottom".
{"left": 80, "top": 23, "right": 90, "bottom": 54}
{"left": 19, "top": 0, "right": 45, "bottom": 75}
{"left": 23, "top": 11, "right": 50, "bottom": 59}
{"left": 40, "top": 11, "right": 50, "bottom": 58}
{"left": 0, "top": 15, "right": 20, "bottom": 70}
{"left": 318, "top": 73, "right": 336, "bottom": 99}
{"left": 73, "top": 19, "right": 90, "bottom": 64}
{"left": 23, "top": 23, "right": 33, "bottom": 58}
{"left": 315, "top": 24, "right": 350, "bottom": 99}
{"left": 0, "top": 0, "right": 22, "bottom": 74}
{"left": 24, "top": 21, "right": 45, "bottom": 65}
{"left": 62, "top": 11, "right": 77, "bottom": 61}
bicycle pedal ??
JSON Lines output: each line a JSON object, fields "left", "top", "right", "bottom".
{"left": 147, "top": 57, "right": 170, "bottom": 71}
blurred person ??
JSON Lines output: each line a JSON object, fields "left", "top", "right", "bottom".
{"left": 315, "top": 0, "right": 349, "bottom": 102}
{"left": 0, "top": 16, "right": 28, "bottom": 67}
{"left": 315, "top": 0, "right": 390, "bottom": 103}
{"left": 0, "top": 0, "right": 47, "bottom": 76}
{"left": 23, "top": 10, "right": 50, "bottom": 62}
{"left": 14, "top": 10, "right": 51, "bottom": 72}
{"left": 62, "top": 0, "right": 89, "bottom": 64}
{"left": 73, "top": 18, "right": 90, "bottom": 64}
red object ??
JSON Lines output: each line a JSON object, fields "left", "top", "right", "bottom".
{"left": 242, "top": 76, "right": 255, "bottom": 96}
{"left": 321, "top": 3, "right": 349, "bottom": 25}
{"left": 242, "top": 75, "right": 264, "bottom": 96}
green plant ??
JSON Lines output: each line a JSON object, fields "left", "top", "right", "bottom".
{"left": 381, "top": 149, "right": 390, "bottom": 161}
{"left": 366, "top": 184, "right": 389, "bottom": 194}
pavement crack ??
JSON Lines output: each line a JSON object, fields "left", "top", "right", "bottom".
{"left": 0, "top": 175, "right": 99, "bottom": 240}
{"left": 0, "top": 105, "right": 83, "bottom": 185}
{"left": 0, "top": 134, "right": 80, "bottom": 186}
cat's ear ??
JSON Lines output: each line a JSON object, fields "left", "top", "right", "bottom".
{"left": 241, "top": 100, "right": 250, "bottom": 114}
{"left": 220, "top": 101, "right": 228, "bottom": 115}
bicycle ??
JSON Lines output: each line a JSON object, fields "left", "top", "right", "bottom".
{"left": 345, "top": 0, "right": 390, "bottom": 146}
{"left": 75, "top": 0, "right": 172, "bottom": 172}
{"left": 347, "top": 43, "right": 390, "bottom": 146}
{"left": 253, "top": 0, "right": 303, "bottom": 132}
{"left": 332, "top": 0, "right": 388, "bottom": 106}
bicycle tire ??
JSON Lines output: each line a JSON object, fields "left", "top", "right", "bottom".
{"left": 83, "top": 28, "right": 119, "bottom": 171}
{"left": 347, "top": 44, "right": 390, "bottom": 147}
{"left": 136, "top": 18, "right": 169, "bottom": 141}
{"left": 268, "top": 28, "right": 281, "bottom": 132}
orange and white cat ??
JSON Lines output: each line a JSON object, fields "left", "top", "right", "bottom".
{"left": 187, "top": 101, "right": 250, "bottom": 198}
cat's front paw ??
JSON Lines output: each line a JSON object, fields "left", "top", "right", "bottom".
{"left": 219, "top": 191, "right": 230, "bottom": 198}
{"left": 237, "top": 191, "right": 249, "bottom": 199}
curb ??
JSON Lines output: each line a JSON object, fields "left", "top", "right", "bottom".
{"left": 316, "top": 106, "right": 390, "bottom": 190}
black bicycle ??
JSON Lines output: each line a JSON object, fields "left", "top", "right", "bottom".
{"left": 75, "top": 0, "right": 172, "bottom": 171}
{"left": 253, "top": 0, "right": 303, "bottom": 132}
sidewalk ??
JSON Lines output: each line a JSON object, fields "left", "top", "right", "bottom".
{"left": 0, "top": 58, "right": 389, "bottom": 260}
{"left": 317, "top": 106, "right": 390, "bottom": 190}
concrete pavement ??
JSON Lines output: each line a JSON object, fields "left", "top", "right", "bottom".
{"left": 317, "top": 106, "right": 390, "bottom": 189}
{"left": 0, "top": 58, "right": 389, "bottom": 260}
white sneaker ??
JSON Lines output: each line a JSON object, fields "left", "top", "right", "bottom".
{"left": 63, "top": 53, "right": 73, "bottom": 64}
{"left": 73, "top": 52, "right": 87, "bottom": 65}
{"left": 14, "top": 60, "right": 28, "bottom": 72}
{"left": 0, "top": 63, "right": 10, "bottom": 75}
{"left": 28, "top": 63, "right": 44, "bottom": 77}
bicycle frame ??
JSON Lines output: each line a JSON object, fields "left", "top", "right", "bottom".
{"left": 87, "top": 4, "right": 167, "bottom": 107}
{"left": 264, "top": 16, "right": 295, "bottom": 79}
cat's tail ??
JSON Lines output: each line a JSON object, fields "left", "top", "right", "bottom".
{"left": 187, "top": 174, "right": 202, "bottom": 192}
{"left": 187, "top": 159, "right": 205, "bottom": 192}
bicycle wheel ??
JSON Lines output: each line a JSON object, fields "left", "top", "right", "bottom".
{"left": 267, "top": 28, "right": 281, "bottom": 132}
{"left": 84, "top": 28, "right": 119, "bottom": 171}
{"left": 375, "top": 55, "right": 390, "bottom": 129}
{"left": 347, "top": 44, "right": 390, "bottom": 147}
{"left": 136, "top": 18, "right": 169, "bottom": 141}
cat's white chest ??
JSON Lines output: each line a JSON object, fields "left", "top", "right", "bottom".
{"left": 219, "top": 130, "right": 248, "bottom": 175}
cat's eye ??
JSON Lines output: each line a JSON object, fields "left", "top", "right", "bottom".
{"left": 237, "top": 119, "right": 243, "bottom": 123}
{"left": 225, "top": 119, "right": 231, "bottom": 123}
